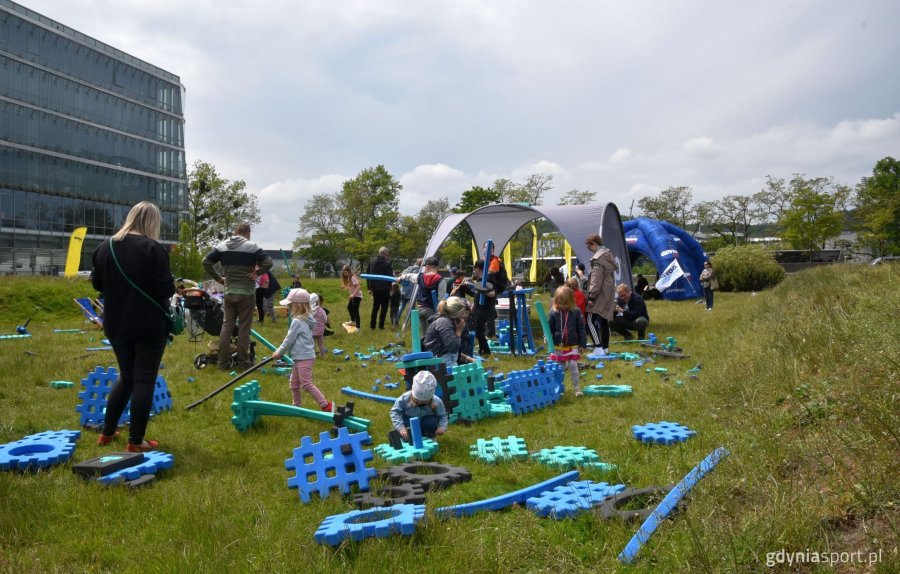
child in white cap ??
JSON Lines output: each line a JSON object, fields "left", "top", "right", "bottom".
{"left": 389, "top": 371, "right": 448, "bottom": 439}
{"left": 272, "top": 289, "right": 333, "bottom": 412}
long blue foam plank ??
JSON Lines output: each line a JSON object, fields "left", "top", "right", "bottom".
{"left": 341, "top": 386, "right": 397, "bottom": 404}
{"left": 359, "top": 274, "right": 397, "bottom": 282}
{"left": 618, "top": 447, "right": 730, "bottom": 564}
{"left": 435, "top": 470, "right": 579, "bottom": 518}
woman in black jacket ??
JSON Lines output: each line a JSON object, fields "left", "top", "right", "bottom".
{"left": 92, "top": 201, "right": 175, "bottom": 452}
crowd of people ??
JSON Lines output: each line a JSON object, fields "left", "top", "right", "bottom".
{"left": 91, "top": 204, "right": 715, "bottom": 451}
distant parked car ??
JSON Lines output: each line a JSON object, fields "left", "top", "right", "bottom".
{"left": 871, "top": 256, "right": 900, "bottom": 265}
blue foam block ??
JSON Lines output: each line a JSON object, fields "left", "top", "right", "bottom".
{"left": 314, "top": 504, "right": 426, "bottom": 546}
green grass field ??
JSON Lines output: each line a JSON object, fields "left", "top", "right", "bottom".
{"left": 0, "top": 266, "right": 897, "bottom": 573}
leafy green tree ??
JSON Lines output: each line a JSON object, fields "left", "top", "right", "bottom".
{"left": 703, "top": 194, "right": 765, "bottom": 245}
{"left": 337, "top": 165, "right": 402, "bottom": 266}
{"left": 454, "top": 186, "right": 501, "bottom": 213}
{"left": 173, "top": 160, "right": 259, "bottom": 278}
{"left": 558, "top": 189, "right": 596, "bottom": 205}
{"left": 295, "top": 193, "right": 343, "bottom": 275}
{"left": 637, "top": 186, "right": 693, "bottom": 228}
{"left": 779, "top": 176, "right": 850, "bottom": 255}
{"left": 389, "top": 199, "right": 450, "bottom": 266}
{"left": 855, "top": 156, "right": 900, "bottom": 256}
{"left": 504, "top": 173, "right": 553, "bottom": 205}
{"left": 492, "top": 178, "right": 519, "bottom": 204}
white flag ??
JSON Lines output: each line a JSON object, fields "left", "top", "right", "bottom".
{"left": 655, "top": 258, "right": 685, "bottom": 292}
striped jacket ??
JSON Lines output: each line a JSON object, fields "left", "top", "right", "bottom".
{"left": 202, "top": 235, "right": 272, "bottom": 296}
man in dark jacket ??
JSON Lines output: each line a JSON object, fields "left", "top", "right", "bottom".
{"left": 366, "top": 246, "right": 393, "bottom": 329}
{"left": 610, "top": 284, "right": 650, "bottom": 340}
{"left": 202, "top": 223, "right": 272, "bottom": 370}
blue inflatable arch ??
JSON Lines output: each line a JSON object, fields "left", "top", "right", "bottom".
{"left": 623, "top": 217, "right": 707, "bottom": 300}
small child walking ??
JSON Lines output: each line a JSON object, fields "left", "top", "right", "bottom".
{"left": 389, "top": 282, "right": 401, "bottom": 328}
{"left": 389, "top": 371, "right": 448, "bottom": 440}
{"left": 548, "top": 285, "right": 587, "bottom": 397}
{"left": 272, "top": 289, "right": 333, "bottom": 412}
{"left": 310, "top": 293, "right": 328, "bottom": 357}
{"left": 341, "top": 264, "right": 362, "bottom": 329}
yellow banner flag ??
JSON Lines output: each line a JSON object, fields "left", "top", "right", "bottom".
{"left": 64, "top": 227, "right": 87, "bottom": 278}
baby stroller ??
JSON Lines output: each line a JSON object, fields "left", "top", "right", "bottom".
{"left": 181, "top": 287, "right": 256, "bottom": 370}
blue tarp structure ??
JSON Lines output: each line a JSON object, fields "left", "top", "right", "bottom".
{"left": 624, "top": 218, "right": 706, "bottom": 300}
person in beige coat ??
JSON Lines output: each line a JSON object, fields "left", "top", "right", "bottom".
{"left": 585, "top": 233, "right": 616, "bottom": 354}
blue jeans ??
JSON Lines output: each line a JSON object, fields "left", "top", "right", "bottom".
{"left": 703, "top": 287, "right": 714, "bottom": 309}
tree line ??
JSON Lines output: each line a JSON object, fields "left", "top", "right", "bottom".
{"left": 171, "top": 156, "right": 898, "bottom": 278}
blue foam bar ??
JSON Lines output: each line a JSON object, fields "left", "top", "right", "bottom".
{"left": 409, "top": 416, "right": 424, "bottom": 449}
{"left": 618, "top": 447, "right": 730, "bottom": 564}
{"left": 435, "top": 470, "right": 579, "bottom": 518}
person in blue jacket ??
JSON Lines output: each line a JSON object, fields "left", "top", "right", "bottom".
{"left": 389, "top": 371, "right": 448, "bottom": 440}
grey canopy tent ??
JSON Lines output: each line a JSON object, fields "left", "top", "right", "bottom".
{"left": 403, "top": 202, "right": 631, "bottom": 327}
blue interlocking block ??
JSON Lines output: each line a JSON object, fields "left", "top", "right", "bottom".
{"left": 527, "top": 480, "right": 627, "bottom": 519}
{"left": 632, "top": 421, "right": 697, "bottom": 445}
{"left": 531, "top": 446, "right": 618, "bottom": 471}
{"left": 0, "top": 430, "right": 80, "bottom": 470}
{"left": 98, "top": 451, "right": 174, "bottom": 484}
{"left": 583, "top": 385, "right": 632, "bottom": 397}
{"left": 76, "top": 368, "right": 171, "bottom": 428}
{"left": 76, "top": 366, "right": 130, "bottom": 428}
{"left": 501, "top": 360, "right": 564, "bottom": 415}
{"left": 285, "top": 427, "right": 376, "bottom": 503}
{"left": 151, "top": 375, "right": 173, "bottom": 413}
{"left": 447, "top": 362, "right": 494, "bottom": 423}
{"left": 469, "top": 436, "right": 529, "bottom": 463}
{"left": 373, "top": 438, "right": 439, "bottom": 463}
{"left": 314, "top": 504, "right": 426, "bottom": 546}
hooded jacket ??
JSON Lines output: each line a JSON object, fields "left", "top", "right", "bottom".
{"left": 202, "top": 235, "right": 272, "bottom": 296}
{"left": 587, "top": 247, "right": 616, "bottom": 320}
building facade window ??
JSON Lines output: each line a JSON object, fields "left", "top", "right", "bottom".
{"left": 0, "top": 0, "right": 186, "bottom": 273}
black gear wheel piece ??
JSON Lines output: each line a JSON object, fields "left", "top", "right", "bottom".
{"left": 594, "top": 485, "right": 688, "bottom": 522}
{"left": 352, "top": 482, "right": 427, "bottom": 509}
{"left": 379, "top": 462, "right": 472, "bottom": 490}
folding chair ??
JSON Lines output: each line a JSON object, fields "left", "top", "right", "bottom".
{"left": 74, "top": 297, "right": 103, "bottom": 329}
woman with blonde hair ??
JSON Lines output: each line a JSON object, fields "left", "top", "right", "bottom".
{"left": 92, "top": 201, "right": 174, "bottom": 452}
{"left": 422, "top": 296, "right": 476, "bottom": 369}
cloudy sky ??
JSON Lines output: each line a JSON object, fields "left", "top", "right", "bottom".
{"left": 25, "top": 0, "right": 900, "bottom": 248}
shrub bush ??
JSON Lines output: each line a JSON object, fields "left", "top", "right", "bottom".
{"left": 710, "top": 244, "right": 785, "bottom": 291}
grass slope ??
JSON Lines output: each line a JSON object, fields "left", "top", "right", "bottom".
{"left": 0, "top": 266, "right": 896, "bottom": 573}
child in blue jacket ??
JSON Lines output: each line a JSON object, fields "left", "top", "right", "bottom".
{"left": 389, "top": 371, "right": 448, "bottom": 439}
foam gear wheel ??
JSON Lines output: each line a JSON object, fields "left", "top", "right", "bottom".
{"left": 595, "top": 485, "right": 687, "bottom": 522}
{"left": 352, "top": 482, "right": 427, "bottom": 509}
{"left": 379, "top": 462, "right": 472, "bottom": 490}
{"left": 0, "top": 430, "right": 81, "bottom": 471}
{"left": 314, "top": 504, "right": 426, "bottom": 546}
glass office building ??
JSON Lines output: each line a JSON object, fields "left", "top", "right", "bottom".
{"left": 0, "top": 0, "right": 186, "bottom": 274}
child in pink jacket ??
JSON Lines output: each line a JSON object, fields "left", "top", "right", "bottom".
{"left": 310, "top": 293, "right": 328, "bottom": 356}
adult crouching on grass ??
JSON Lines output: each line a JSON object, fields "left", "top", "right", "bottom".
{"left": 91, "top": 201, "right": 174, "bottom": 453}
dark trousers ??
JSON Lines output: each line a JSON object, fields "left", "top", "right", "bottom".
{"left": 474, "top": 305, "right": 497, "bottom": 355}
{"left": 255, "top": 289, "right": 266, "bottom": 322}
{"left": 104, "top": 337, "right": 167, "bottom": 445}
{"left": 370, "top": 290, "right": 390, "bottom": 329}
{"left": 390, "top": 304, "right": 400, "bottom": 327}
{"left": 703, "top": 287, "right": 714, "bottom": 309}
{"left": 587, "top": 313, "right": 610, "bottom": 349}
{"left": 402, "top": 414, "right": 440, "bottom": 438}
{"left": 347, "top": 296, "right": 361, "bottom": 328}
{"left": 610, "top": 316, "right": 649, "bottom": 340}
